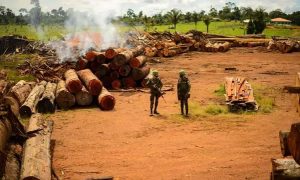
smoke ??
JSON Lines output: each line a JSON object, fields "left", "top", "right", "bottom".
{"left": 51, "top": 0, "right": 126, "bottom": 62}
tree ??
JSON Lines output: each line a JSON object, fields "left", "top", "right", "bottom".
{"left": 185, "top": 12, "right": 192, "bottom": 22}
{"left": 209, "top": 7, "right": 218, "bottom": 17}
{"left": 253, "top": 8, "right": 266, "bottom": 34}
{"left": 269, "top": 9, "right": 287, "bottom": 19}
{"left": 247, "top": 19, "right": 255, "bottom": 34}
{"left": 241, "top": 7, "right": 253, "bottom": 20}
{"left": 203, "top": 16, "right": 211, "bottom": 33}
{"left": 167, "top": 9, "right": 182, "bottom": 30}
{"left": 232, "top": 7, "right": 241, "bottom": 21}
{"left": 191, "top": 12, "right": 200, "bottom": 29}
{"left": 288, "top": 11, "right": 300, "bottom": 25}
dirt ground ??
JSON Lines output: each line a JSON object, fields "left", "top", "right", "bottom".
{"left": 51, "top": 48, "right": 300, "bottom": 180}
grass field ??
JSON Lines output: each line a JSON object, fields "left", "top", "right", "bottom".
{"left": 1, "top": 21, "right": 299, "bottom": 41}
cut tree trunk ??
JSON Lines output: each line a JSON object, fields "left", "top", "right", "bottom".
{"left": 131, "top": 65, "right": 150, "bottom": 81}
{"left": 75, "top": 86, "right": 93, "bottom": 106}
{"left": 113, "top": 50, "right": 134, "bottom": 66}
{"left": 55, "top": 80, "right": 75, "bottom": 110}
{"left": 85, "top": 50, "right": 99, "bottom": 61}
{"left": 65, "top": 69, "right": 83, "bottom": 93}
{"left": 10, "top": 80, "right": 35, "bottom": 105}
{"left": 77, "top": 69, "right": 103, "bottom": 96}
{"left": 271, "top": 158, "right": 300, "bottom": 180}
{"left": 76, "top": 57, "right": 89, "bottom": 70}
{"left": 95, "top": 52, "right": 106, "bottom": 64}
{"left": 101, "top": 76, "right": 113, "bottom": 89}
{"left": 105, "top": 48, "right": 126, "bottom": 59}
{"left": 111, "top": 79, "right": 121, "bottom": 90}
{"left": 3, "top": 143, "right": 22, "bottom": 180}
{"left": 118, "top": 65, "right": 131, "bottom": 77}
{"left": 132, "top": 45, "right": 145, "bottom": 57}
{"left": 19, "top": 81, "right": 47, "bottom": 118}
{"left": 288, "top": 123, "right": 300, "bottom": 165}
{"left": 20, "top": 114, "right": 53, "bottom": 180}
{"left": 144, "top": 47, "right": 158, "bottom": 57}
{"left": 37, "top": 82, "right": 57, "bottom": 113}
{"left": 94, "top": 64, "right": 109, "bottom": 79}
{"left": 129, "top": 56, "right": 147, "bottom": 68}
{"left": 110, "top": 71, "right": 119, "bottom": 80}
{"left": 0, "top": 118, "right": 12, "bottom": 156}
{"left": 122, "top": 77, "right": 136, "bottom": 88}
{"left": 98, "top": 87, "right": 115, "bottom": 110}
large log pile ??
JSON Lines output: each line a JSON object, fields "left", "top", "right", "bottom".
{"left": 224, "top": 77, "right": 258, "bottom": 111}
{"left": 76, "top": 46, "right": 150, "bottom": 90}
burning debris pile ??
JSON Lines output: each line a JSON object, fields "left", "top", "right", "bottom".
{"left": 224, "top": 77, "right": 258, "bottom": 111}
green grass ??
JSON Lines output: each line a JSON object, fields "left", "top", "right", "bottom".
{"left": 1, "top": 21, "right": 299, "bottom": 41}
{"left": 0, "top": 54, "right": 36, "bottom": 82}
{"left": 252, "top": 84, "right": 276, "bottom": 113}
{"left": 214, "top": 84, "right": 226, "bottom": 97}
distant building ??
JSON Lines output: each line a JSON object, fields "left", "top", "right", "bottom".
{"left": 271, "top": 18, "right": 292, "bottom": 25}
{"left": 243, "top": 19, "right": 250, "bottom": 23}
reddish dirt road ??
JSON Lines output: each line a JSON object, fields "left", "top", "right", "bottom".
{"left": 51, "top": 48, "right": 300, "bottom": 180}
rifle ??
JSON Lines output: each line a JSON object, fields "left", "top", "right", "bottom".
{"left": 153, "top": 84, "right": 167, "bottom": 103}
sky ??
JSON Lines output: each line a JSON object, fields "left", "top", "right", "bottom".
{"left": 1, "top": 0, "right": 300, "bottom": 15}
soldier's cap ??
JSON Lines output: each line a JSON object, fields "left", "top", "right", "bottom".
{"left": 179, "top": 69, "right": 186, "bottom": 75}
{"left": 152, "top": 70, "right": 159, "bottom": 76}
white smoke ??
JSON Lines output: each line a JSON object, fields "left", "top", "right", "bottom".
{"left": 52, "top": 0, "right": 124, "bottom": 62}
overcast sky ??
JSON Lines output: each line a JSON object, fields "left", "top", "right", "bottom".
{"left": 1, "top": 0, "right": 300, "bottom": 15}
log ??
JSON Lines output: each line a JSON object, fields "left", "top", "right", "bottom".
{"left": 129, "top": 55, "right": 147, "bottom": 68}
{"left": 19, "top": 81, "right": 47, "bottom": 118}
{"left": 110, "top": 71, "right": 120, "bottom": 80}
{"left": 288, "top": 123, "right": 300, "bottom": 165}
{"left": 20, "top": 114, "right": 53, "bottom": 180}
{"left": 0, "top": 118, "right": 12, "bottom": 156}
{"left": 94, "top": 64, "right": 109, "bottom": 79}
{"left": 271, "top": 158, "right": 300, "bottom": 180}
{"left": 111, "top": 79, "right": 121, "bottom": 90}
{"left": 3, "top": 143, "right": 22, "bottom": 180}
{"left": 279, "top": 131, "right": 291, "bottom": 157}
{"left": 131, "top": 65, "right": 150, "bottom": 81}
{"left": 76, "top": 57, "right": 89, "bottom": 70}
{"left": 119, "top": 65, "right": 132, "bottom": 77}
{"left": 122, "top": 77, "right": 136, "bottom": 88}
{"left": 10, "top": 80, "right": 34, "bottom": 105}
{"left": 132, "top": 45, "right": 145, "bottom": 57}
{"left": 268, "top": 40, "right": 277, "bottom": 50}
{"left": 108, "top": 62, "right": 119, "bottom": 71}
{"left": 85, "top": 50, "right": 99, "bottom": 61}
{"left": 77, "top": 69, "right": 103, "bottom": 96}
{"left": 283, "top": 86, "right": 300, "bottom": 93}
{"left": 65, "top": 69, "right": 83, "bottom": 93}
{"left": 113, "top": 50, "right": 134, "bottom": 66}
{"left": 101, "top": 76, "right": 113, "bottom": 89}
{"left": 145, "top": 47, "right": 158, "bottom": 57}
{"left": 37, "top": 82, "right": 57, "bottom": 113}
{"left": 75, "top": 86, "right": 93, "bottom": 106}
{"left": 55, "top": 80, "right": 75, "bottom": 110}
{"left": 95, "top": 52, "right": 106, "bottom": 64}
{"left": 105, "top": 48, "right": 125, "bottom": 59}
{"left": 98, "top": 87, "right": 115, "bottom": 110}
{"left": 247, "top": 42, "right": 266, "bottom": 47}
{"left": 163, "top": 48, "right": 177, "bottom": 57}
{"left": 219, "top": 42, "right": 230, "bottom": 52}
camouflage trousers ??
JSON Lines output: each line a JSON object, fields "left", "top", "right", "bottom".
{"left": 150, "top": 93, "right": 160, "bottom": 113}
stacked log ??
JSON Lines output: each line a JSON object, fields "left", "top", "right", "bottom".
{"left": 75, "top": 86, "right": 93, "bottom": 106}
{"left": 98, "top": 87, "right": 115, "bottom": 110}
{"left": 65, "top": 69, "right": 83, "bottom": 93}
{"left": 55, "top": 80, "right": 75, "bottom": 110}
{"left": 77, "top": 69, "right": 102, "bottom": 95}
{"left": 19, "top": 81, "right": 47, "bottom": 118}
{"left": 37, "top": 82, "right": 57, "bottom": 113}
{"left": 20, "top": 114, "right": 53, "bottom": 180}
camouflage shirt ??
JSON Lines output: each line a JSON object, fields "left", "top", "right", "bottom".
{"left": 177, "top": 76, "right": 191, "bottom": 97}
{"left": 146, "top": 76, "right": 163, "bottom": 94}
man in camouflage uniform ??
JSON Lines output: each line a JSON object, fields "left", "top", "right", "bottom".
{"left": 177, "top": 70, "right": 191, "bottom": 116}
{"left": 146, "top": 70, "right": 163, "bottom": 116}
